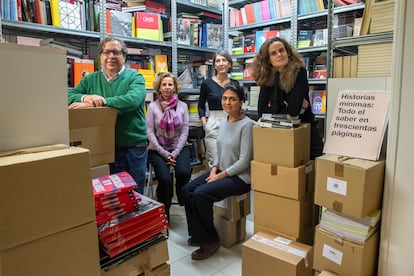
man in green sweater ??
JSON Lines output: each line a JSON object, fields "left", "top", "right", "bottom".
{"left": 68, "top": 37, "right": 148, "bottom": 194}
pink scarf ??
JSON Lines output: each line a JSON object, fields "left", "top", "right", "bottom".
{"left": 158, "top": 94, "right": 181, "bottom": 148}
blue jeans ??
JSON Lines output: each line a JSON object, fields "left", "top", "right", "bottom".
{"left": 181, "top": 172, "right": 251, "bottom": 244}
{"left": 149, "top": 145, "right": 192, "bottom": 219}
{"left": 110, "top": 145, "right": 148, "bottom": 194}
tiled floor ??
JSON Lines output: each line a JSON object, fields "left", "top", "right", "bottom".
{"left": 166, "top": 203, "right": 254, "bottom": 276}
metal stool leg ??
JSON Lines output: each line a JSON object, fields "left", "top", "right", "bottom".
{"left": 145, "top": 163, "right": 154, "bottom": 198}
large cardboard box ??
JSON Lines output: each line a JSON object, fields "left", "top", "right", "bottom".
{"left": 254, "top": 191, "right": 314, "bottom": 238}
{"left": 69, "top": 107, "right": 117, "bottom": 167}
{"left": 251, "top": 160, "right": 314, "bottom": 200}
{"left": 0, "top": 43, "right": 69, "bottom": 153}
{"left": 101, "top": 240, "right": 169, "bottom": 276}
{"left": 313, "top": 226, "right": 379, "bottom": 276}
{"left": 242, "top": 231, "right": 313, "bottom": 276}
{"left": 214, "top": 215, "right": 247, "bottom": 248}
{"left": 0, "top": 145, "right": 95, "bottom": 251}
{"left": 253, "top": 124, "right": 310, "bottom": 167}
{"left": 213, "top": 192, "right": 251, "bottom": 222}
{"left": 0, "top": 222, "right": 100, "bottom": 276}
{"left": 314, "top": 154, "right": 385, "bottom": 218}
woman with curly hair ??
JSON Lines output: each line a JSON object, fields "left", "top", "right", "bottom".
{"left": 252, "top": 36, "right": 323, "bottom": 159}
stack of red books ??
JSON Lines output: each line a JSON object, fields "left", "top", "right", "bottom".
{"left": 97, "top": 195, "right": 168, "bottom": 258}
{"left": 92, "top": 172, "right": 141, "bottom": 226}
{"left": 92, "top": 171, "right": 168, "bottom": 258}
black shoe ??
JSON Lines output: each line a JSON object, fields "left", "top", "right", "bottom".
{"left": 191, "top": 240, "right": 220, "bottom": 260}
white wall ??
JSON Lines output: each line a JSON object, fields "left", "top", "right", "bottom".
{"left": 379, "top": 1, "right": 414, "bottom": 275}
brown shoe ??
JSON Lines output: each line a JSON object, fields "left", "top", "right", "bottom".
{"left": 191, "top": 240, "right": 220, "bottom": 260}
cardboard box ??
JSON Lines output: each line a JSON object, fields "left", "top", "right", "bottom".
{"left": 213, "top": 192, "right": 251, "bottom": 222}
{"left": 69, "top": 107, "right": 117, "bottom": 167}
{"left": 0, "top": 222, "right": 100, "bottom": 276}
{"left": 242, "top": 231, "right": 313, "bottom": 276}
{"left": 314, "top": 154, "right": 385, "bottom": 218}
{"left": 91, "top": 164, "right": 110, "bottom": 179}
{"left": 0, "top": 145, "right": 96, "bottom": 251}
{"left": 313, "top": 226, "right": 379, "bottom": 276}
{"left": 254, "top": 191, "right": 314, "bottom": 238}
{"left": 138, "top": 262, "right": 170, "bottom": 276}
{"left": 251, "top": 160, "right": 314, "bottom": 200}
{"left": 0, "top": 43, "right": 69, "bottom": 153}
{"left": 214, "top": 215, "right": 247, "bottom": 248}
{"left": 254, "top": 224, "right": 315, "bottom": 247}
{"left": 101, "top": 240, "right": 169, "bottom": 276}
{"left": 253, "top": 124, "right": 310, "bottom": 167}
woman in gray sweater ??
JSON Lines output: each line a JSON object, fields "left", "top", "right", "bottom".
{"left": 181, "top": 83, "right": 254, "bottom": 261}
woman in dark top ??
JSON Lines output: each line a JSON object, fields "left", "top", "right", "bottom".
{"left": 198, "top": 50, "right": 240, "bottom": 168}
{"left": 253, "top": 36, "right": 323, "bottom": 159}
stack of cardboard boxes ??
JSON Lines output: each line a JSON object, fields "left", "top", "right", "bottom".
{"left": 242, "top": 124, "right": 316, "bottom": 276}
{"left": 0, "top": 44, "right": 101, "bottom": 276}
{"left": 312, "top": 154, "right": 385, "bottom": 275}
{"left": 213, "top": 192, "right": 251, "bottom": 248}
{"left": 0, "top": 43, "right": 170, "bottom": 276}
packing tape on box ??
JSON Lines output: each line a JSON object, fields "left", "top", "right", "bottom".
{"left": 251, "top": 234, "right": 310, "bottom": 267}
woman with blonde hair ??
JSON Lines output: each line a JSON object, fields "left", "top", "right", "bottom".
{"left": 146, "top": 72, "right": 191, "bottom": 220}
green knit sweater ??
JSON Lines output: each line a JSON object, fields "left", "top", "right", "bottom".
{"left": 68, "top": 69, "right": 147, "bottom": 147}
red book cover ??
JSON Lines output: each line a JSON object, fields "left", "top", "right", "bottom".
{"left": 100, "top": 213, "right": 167, "bottom": 244}
{"left": 92, "top": 172, "right": 138, "bottom": 199}
{"left": 95, "top": 191, "right": 138, "bottom": 212}
{"left": 101, "top": 218, "right": 168, "bottom": 250}
{"left": 244, "top": 3, "right": 256, "bottom": 24}
{"left": 98, "top": 195, "right": 166, "bottom": 238}
{"left": 96, "top": 202, "right": 141, "bottom": 226}
{"left": 265, "top": 29, "right": 280, "bottom": 40}
{"left": 34, "top": 0, "right": 42, "bottom": 23}
{"left": 102, "top": 223, "right": 168, "bottom": 258}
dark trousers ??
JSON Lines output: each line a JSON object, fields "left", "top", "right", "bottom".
{"left": 110, "top": 145, "right": 148, "bottom": 194}
{"left": 181, "top": 172, "right": 250, "bottom": 244}
{"left": 149, "top": 146, "right": 192, "bottom": 219}
{"left": 310, "top": 123, "right": 324, "bottom": 160}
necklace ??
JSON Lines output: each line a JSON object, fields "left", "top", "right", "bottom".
{"left": 213, "top": 76, "right": 229, "bottom": 87}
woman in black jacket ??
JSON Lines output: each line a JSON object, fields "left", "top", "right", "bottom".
{"left": 253, "top": 36, "right": 323, "bottom": 159}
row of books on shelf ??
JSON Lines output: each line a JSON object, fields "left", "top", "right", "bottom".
{"left": 229, "top": 0, "right": 292, "bottom": 28}
{"left": 177, "top": 18, "right": 223, "bottom": 49}
{"left": 231, "top": 29, "right": 291, "bottom": 55}
{"left": 0, "top": 0, "right": 167, "bottom": 35}
{"left": 298, "top": 0, "right": 327, "bottom": 16}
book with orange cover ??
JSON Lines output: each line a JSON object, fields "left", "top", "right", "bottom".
{"left": 154, "top": 54, "right": 167, "bottom": 73}
{"left": 73, "top": 58, "right": 94, "bottom": 87}
{"left": 243, "top": 3, "right": 256, "bottom": 24}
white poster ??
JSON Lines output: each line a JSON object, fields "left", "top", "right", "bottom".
{"left": 323, "top": 90, "right": 391, "bottom": 160}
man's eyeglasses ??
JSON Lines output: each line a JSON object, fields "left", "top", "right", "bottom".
{"left": 101, "top": 50, "right": 123, "bottom": 57}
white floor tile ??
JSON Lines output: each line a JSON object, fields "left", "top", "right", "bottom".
{"left": 167, "top": 187, "right": 250, "bottom": 276}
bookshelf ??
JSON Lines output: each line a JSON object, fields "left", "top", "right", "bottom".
{"left": 0, "top": 0, "right": 224, "bottom": 93}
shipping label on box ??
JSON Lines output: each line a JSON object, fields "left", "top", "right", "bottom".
{"left": 313, "top": 226, "right": 379, "bottom": 276}
{"left": 253, "top": 124, "right": 310, "bottom": 167}
{"left": 69, "top": 107, "right": 117, "bottom": 167}
{"left": 242, "top": 231, "right": 313, "bottom": 276}
{"left": 213, "top": 192, "right": 251, "bottom": 222}
{"left": 314, "top": 154, "right": 385, "bottom": 218}
{"left": 251, "top": 160, "right": 314, "bottom": 200}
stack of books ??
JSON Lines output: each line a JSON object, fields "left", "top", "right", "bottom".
{"left": 98, "top": 195, "right": 168, "bottom": 258}
{"left": 93, "top": 172, "right": 168, "bottom": 258}
{"left": 93, "top": 172, "right": 141, "bottom": 227}
{"left": 319, "top": 208, "right": 381, "bottom": 244}
{"left": 257, "top": 113, "right": 301, "bottom": 129}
